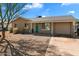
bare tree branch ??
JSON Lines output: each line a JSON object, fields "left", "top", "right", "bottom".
{"left": 0, "top": 3, "right": 30, "bottom": 56}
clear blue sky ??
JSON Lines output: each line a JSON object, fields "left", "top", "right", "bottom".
{"left": 20, "top": 3, "right": 79, "bottom": 19}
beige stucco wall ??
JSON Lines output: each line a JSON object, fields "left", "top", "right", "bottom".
{"left": 12, "top": 18, "right": 32, "bottom": 33}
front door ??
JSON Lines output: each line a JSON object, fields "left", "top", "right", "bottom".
{"left": 36, "top": 24, "right": 39, "bottom": 33}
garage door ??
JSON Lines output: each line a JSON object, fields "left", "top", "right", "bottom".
{"left": 54, "top": 22, "right": 72, "bottom": 36}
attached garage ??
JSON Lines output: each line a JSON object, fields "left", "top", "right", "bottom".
{"left": 53, "top": 22, "right": 73, "bottom": 36}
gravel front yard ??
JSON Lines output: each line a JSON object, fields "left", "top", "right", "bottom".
{"left": 3, "top": 32, "right": 51, "bottom": 56}
{"left": 0, "top": 32, "right": 79, "bottom": 56}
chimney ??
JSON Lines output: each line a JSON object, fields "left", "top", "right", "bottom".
{"left": 36, "top": 16, "right": 42, "bottom": 18}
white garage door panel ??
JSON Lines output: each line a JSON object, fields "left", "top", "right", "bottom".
{"left": 54, "top": 23, "right": 71, "bottom": 35}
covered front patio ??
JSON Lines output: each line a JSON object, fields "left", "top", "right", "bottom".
{"left": 32, "top": 22, "right": 53, "bottom": 35}
{"left": 32, "top": 21, "right": 76, "bottom": 37}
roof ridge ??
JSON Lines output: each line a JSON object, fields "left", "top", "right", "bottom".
{"left": 32, "top": 15, "right": 73, "bottom": 19}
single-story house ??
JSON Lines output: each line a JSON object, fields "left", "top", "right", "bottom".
{"left": 11, "top": 15, "right": 78, "bottom": 37}
{"left": 11, "top": 17, "right": 32, "bottom": 33}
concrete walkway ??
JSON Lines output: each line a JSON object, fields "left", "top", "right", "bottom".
{"left": 45, "top": 37, "right": 79, "bottom": 56}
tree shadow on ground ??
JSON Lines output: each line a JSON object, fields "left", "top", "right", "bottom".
{"left": 10, "top": 39, "right": 73, "bottom": 56}
{"left": 11, "top": 39, "right": 50, "bottom": 56}
{"left": 0, "top": 39, "right": 74, "bottom": 56}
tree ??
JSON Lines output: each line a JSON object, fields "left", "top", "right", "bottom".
{"left": 0, "top": 3, "right": 29, "bottom": 56}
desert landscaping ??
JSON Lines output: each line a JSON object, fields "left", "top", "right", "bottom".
{"left": 0, "top": 32, "right": 79, "bottom": 56}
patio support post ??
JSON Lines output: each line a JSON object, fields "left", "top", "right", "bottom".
{"left": 30, "top": 23, "right": 32, "bottom": 33}
{"left": 73, "top": 21, "right": 76, "bottom": 37}
{"left": 33, "top": 23, "right": 36, "bottom": 33}
{"left": 50, "top": 22, "right": 51, "bottom": 36}
{"left": 50, "top": 22, "right": 54, "bottom": 36}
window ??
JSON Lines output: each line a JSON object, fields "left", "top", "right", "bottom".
{"left": 41, "top": 23, "right": 50, "bottom": 30}
{"left": 42, "top": 23, "right": 45, "bottom": 29}
{"left": 25, "top": 24, "right": 26, "bottom": 27}
{"left": 24, "top": 24, "right": 29, "bottom": 29}
{"left": 14, "top": 24, "right": 16, "bottom": 27}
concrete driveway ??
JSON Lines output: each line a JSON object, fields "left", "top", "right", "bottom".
{"left": 45, "top": 37, "right": 79, "bottom": 56}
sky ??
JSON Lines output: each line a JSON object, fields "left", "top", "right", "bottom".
{"left": 20, "top": 3, "right": 79, "bottom": 19}
{"left": 2, "top": 3, "right": 79, "bottom": 19}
